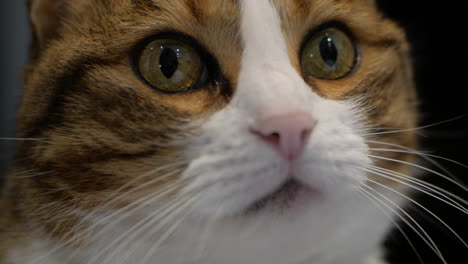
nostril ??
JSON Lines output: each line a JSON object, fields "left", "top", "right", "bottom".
{"left": 301, "top": 128, "right": 312, "bottom": 142}
{"left": 261, "top": 131, "right": 281, "bottom": 146}
{"left": 250, "top": 112, "right": 317, "bottom": 161}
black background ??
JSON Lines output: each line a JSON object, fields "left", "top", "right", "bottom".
{"left": 376, "top": 1, "right": 467, "bottom": 263}
{"left": 0, "top": 1, "right": 467, "bottom": 263}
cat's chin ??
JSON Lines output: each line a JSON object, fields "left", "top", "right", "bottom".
{"left": 238, "top": 178, "right": 323, "bottom": 217}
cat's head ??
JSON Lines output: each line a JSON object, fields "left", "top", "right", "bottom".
{"left": 14, "top": 0, "right": 418, "bottom": 262}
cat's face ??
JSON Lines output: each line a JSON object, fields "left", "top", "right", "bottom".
{"left": 14, "top": 0, "right": 417, "bottom": 262}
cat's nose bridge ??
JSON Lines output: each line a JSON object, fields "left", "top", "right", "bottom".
{"left": 251, "top": 112, "right": 317, "bottom": 161}
{"left": 234, "top": 66, "right": 315, "bottom": 117}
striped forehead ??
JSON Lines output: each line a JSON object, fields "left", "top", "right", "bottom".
{"left": 146, "top": 0, "right": 305, "bottom": 26}
{"left": 145, "top": 0, "right": 377, "bottom": 31}
{"left": 146, "top": 0, "right": 302, "bottom": 83}
{"left": 146, "top": 0, "right": 319, "bottom": 108}
{"left": 239, "top": 0, "right": 288, "bottom": 58}
{"left": 143, "top": 0, "right": 393, "bottom": 101}
{"left": 144, "top": 0, "right": 366, "bottom": 46}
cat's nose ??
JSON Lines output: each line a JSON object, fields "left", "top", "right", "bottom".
{"left": 251, "top": 112, "right": 317, "bottom": 161}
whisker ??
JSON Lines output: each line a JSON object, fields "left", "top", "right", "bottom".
{"left": 368, "top": 154, "right": 468, "bottom": 192}
{"left": 95, "top": 176, "right": 189, "bottom": 238}
{"left": 193, "top": 207, "right": 223, "bottom": 262}
{"left": 366, "top": 165, "right": 467, "bottom": 209}
{"left": 66, "top": 175, "right": 189, "bottom": 262}
{"left": 139, "top": 198, "right": 197, "bottom": 263}
{"left": 363, "top": 115, "right": 467, "bottom": 136}
{"left": 88, "top": 193, "right": 188, "bottom": 263}
{"left": 76, "top": 169, "right": 187, "bottom": 235}
{"left": 358, "top": 184, "right": 447, "bottom": 264}
{"left": 93, "top": 188, "right": 200, "bottom": 264}
{"left": 364, "top": 177, "right": 468, "bottom": 249}
{"left": 353, "top": 187, "right": 425, "bottom": 264}
{"left": 369, "top": 148, "right": 468, "bottom": 171}
{"left": 8, "top": 169, "right": 52, "bottom": 179}
{"left": 92, "top": 161, "right": 187, "bottom": 208}
{"left": 366, "top": 140, "right": 468, "bottom": 170}
{"left": 75, "top": 164, "right": 184, "bottom": 221}
{"left": 32, "top": 162, "right": 187, "bottom": 263}
{"left": 366, "top": 140, "right": 460, "bottom": 186}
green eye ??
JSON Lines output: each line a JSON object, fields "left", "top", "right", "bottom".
{"left": 138, "top": 38, "right": 204, "bottom": 92}
{"left": 301, "top": 27, "right": 357, "bottom": 80}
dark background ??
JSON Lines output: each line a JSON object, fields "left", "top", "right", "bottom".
{"left": 0, "top": 1, "right": 466, "bottom": 263}
{"left": 0, "top": 1, "right": 28, "bottom": 180}
{"left": 376, "top": 1, "right": 468, "bottom": 263}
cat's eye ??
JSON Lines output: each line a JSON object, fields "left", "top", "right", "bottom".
{"left": 301, "top": 27, "right": 357, "bottom": 80}
{"left": 138, "top": 37, "right": 205, "bottom": 92}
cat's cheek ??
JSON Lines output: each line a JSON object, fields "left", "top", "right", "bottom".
{"left": 178, "top": 98, "right": 371, "bottom": 220}
{"left": 296, "top": 123, "right": 371, "bottom": 193}
{"left": 176, "top": 108, "right": 281, "bottom": 217}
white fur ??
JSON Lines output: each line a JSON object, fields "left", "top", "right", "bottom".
{"left": 167, "top": 1, "right": 389, "bottom": 263}
{"left": 184, "top": 0, "right": 370, "bottom": 217}
{"left": 9, "top": 1, "right": 400, "bottom": 264}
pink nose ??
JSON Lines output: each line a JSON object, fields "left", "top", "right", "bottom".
{"left": 251, "top": 112, "right": 317, "bottom": 161}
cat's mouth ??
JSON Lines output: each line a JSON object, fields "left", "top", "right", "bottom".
{"left": 243, "top": 179, "right": 319, "bottom": 215}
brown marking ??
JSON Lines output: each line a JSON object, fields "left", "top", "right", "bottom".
{"left": 186, "top": 0, "right": 208, "bottom": 23}
{"left": 1, "top": 0, "right": 418, "bottom": 259}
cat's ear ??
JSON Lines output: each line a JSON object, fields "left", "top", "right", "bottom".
{"left": 27, "top": 0, "right": 65, "bottom": 48}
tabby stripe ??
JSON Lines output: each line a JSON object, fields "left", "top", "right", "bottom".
{"left": 69, "top": 148, "right": 160, "bottom": 166}
{"left": 186, "top": 0, "right": 207, "bottom": 23}
{"left": 132, "top": 0, "right": 162, "bottom": 11}
{"left": 27, "top": 150, "right": 161, "bottom": 194}
{"left": 289, "top": 0, "right": 312, "bottom": 15}
{"left": 344, "top": 71, "right": 397, "bottom": 98}
{"left": 23, "top": 58, "right": 117, "bottom": 139}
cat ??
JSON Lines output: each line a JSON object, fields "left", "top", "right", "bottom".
{"left": 0, "top": 0, "right": 436, "bottom": 263}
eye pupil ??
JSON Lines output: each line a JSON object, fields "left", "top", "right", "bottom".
{"left": 319, "top": 37, "right": 338, "bottom": 67}
{"left": 159, "top": 47, "right": 179, "bottom": 79}
{"left": 301, "top": 27, "right": 356, "bottom": 80}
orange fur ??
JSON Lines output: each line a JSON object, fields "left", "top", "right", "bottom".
{"left": 1, "top": 0, "right": 418, "bottom": 261}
